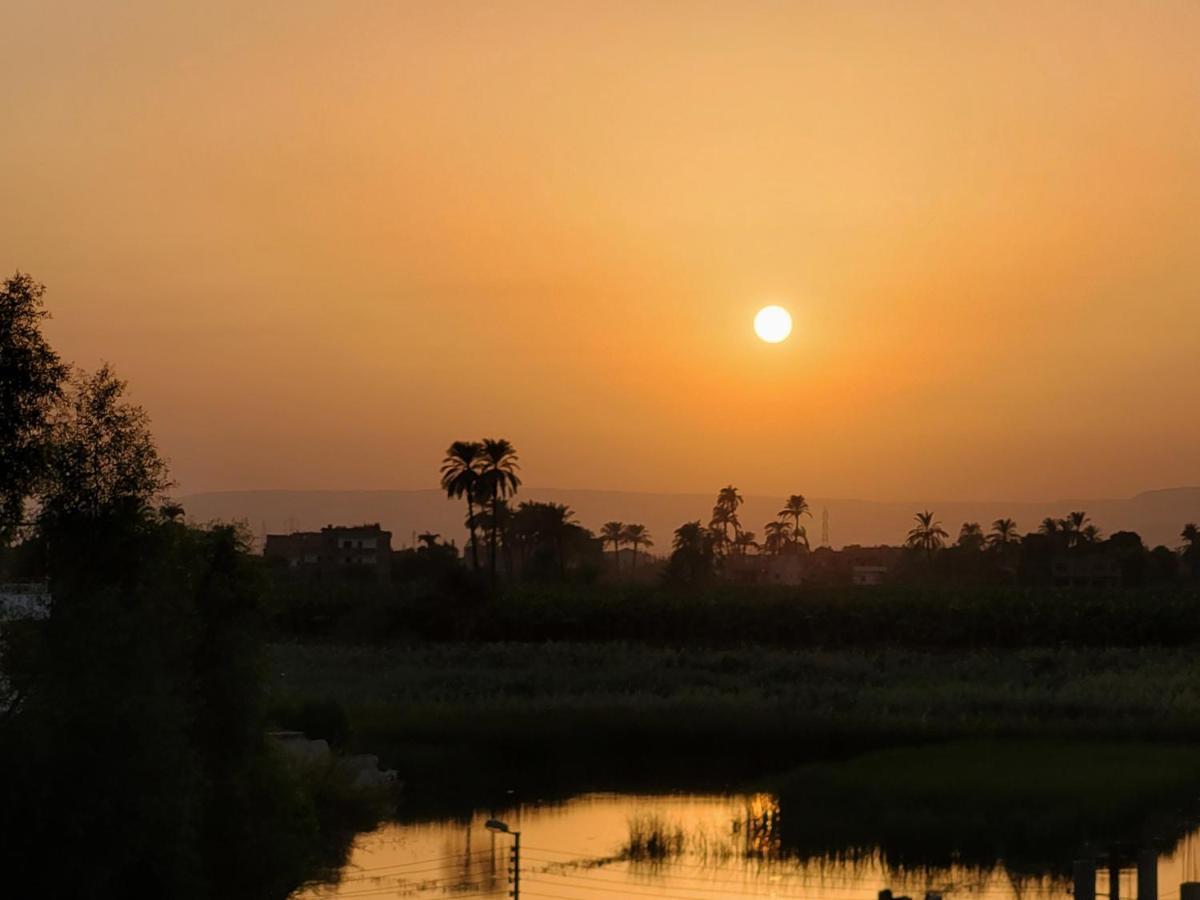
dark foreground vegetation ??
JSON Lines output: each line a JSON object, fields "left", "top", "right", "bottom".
{"left": 0, "top": 274, "right": 386, "bottom": 899}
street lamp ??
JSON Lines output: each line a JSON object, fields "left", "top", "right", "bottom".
{"left": 486, "top": 819, "right": 521, "bottom": 899}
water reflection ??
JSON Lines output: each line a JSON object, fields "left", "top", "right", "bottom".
{"left": 293, "top": 794, "right": 1200, "bottom": 900}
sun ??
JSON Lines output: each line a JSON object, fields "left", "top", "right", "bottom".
{"left": 754, "top": 305, "right": 792, "bottom": 343}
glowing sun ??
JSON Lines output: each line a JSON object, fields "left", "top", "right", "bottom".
{"left": 754, "top": 305, "right": 792, "bottom": 343}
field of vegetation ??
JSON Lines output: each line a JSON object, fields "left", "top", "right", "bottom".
{"left": 268, "top": 640, "right": 1200, "bottom": 809}
{"left": 274, "top": 582, "right": 1200, "bottom": 647}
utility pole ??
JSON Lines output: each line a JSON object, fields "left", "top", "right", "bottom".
{"left": 486, "top": 819, "right": 520, "bottom": 900}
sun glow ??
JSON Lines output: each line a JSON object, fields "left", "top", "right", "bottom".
{"left": 754, "top": 306, "right": 792, "bottom": 343}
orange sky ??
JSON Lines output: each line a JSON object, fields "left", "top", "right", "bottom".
{"left": 4, "top": 1, "right": 1198, "bottom": 501}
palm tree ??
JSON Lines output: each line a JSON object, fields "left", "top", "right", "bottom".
{"left": 477, "top": 438, "right": 521, "bottom": 584}
{"left": 779, "top": 495, "right": 811, "bottom": 545}
{"left": 957, "top": 522, "right": 985, "bottom": 551}
{"left": 1183, "top": 523, "right": 1200, "bottom": 555}
{"left": 440, "top": 440, "right": 483, "bottom": 569}
{"left": 1039, "top": 517, "right": 1060, "bottom": 535}
{"left": 417, "top": 531, "right": 440, "bottom": 550}
{"left": 988, "top": 518, "right": 1020, "bottom": 548}
{"left": 1080, "top": 523, "right": 1101, "bottom": 545}
{"left": 600, "top": 521, "right": 624, "bottom": 573}
{"left": 622, "top": 523, "right": 652, "bottom": 575}
{"left": 763, "top": 520, "right": 790, "bottom": 555}
{"left": 709, "top": 504, "right": 738, "bottom": 556}
{"left": 715, "top": 486, "right": 744, "bottom": 546}
{"left": 733, "top": 531, "right": 758, "bottom": 556}
{"left": 906, "top": 510, "right": 948, "bottom": 557}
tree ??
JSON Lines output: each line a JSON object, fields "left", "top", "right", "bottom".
{"left": 0, "top": 272, "right": 69, "bottom": 543}
{"left": 988, "top": 518, "right": 1020, "bottom": 548}
{"left": 477, "top": 438, "right": 521, "bottom": 585}
{"left": 779, "top": 495, "right": 811, "bottom": 546}
{"left": 710, "top": 486, "right": 744, "bottom": 555}
{"left": 621, "top": 523, "right": 652, "bottom": 575}
{"left": 667, "top": 520, "right": 714, "bottom": 584}
{"left": 763, "top": 520, "right": 790, "bottom": 555}
{"left": 440, "top": 441, "right": 483, "bottom": 570}
{"left": 957, "top": 522, "right": 985, "bottom": 551}
{"left": 600, "top": 521, "right": 624, "bottom": 572}
{"left": 40, "top": 364, "right": 170, "bottom": 523}
{"left": 511, "top": 501, "right": 578, "bottom": 580}
{"left": 417, "top": 532, "right": 441, "bottom": 550}
{"left": 1180, "top": 523, "right": 1199, "bottom": 556}
{"left": 733, "top": 530, "right": 758, "bottom": 556}
{"left": 906, "top": 510, "right": 948, "bottom": 556}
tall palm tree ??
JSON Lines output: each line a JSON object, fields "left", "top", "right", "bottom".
{"left": 600, "top": 521, "right": 624, "bottom": 573}
{"left": 440, "top": 440, "right": 483, "bottom": 570}
{"left": 622, "top": 523, "right": 652, "bottom": 575}
{"left": 779, "top": 495, "right": 811, "bottom": 544}
{"left": 988, "top": 518, "right": 1020, "bottom": 548}
{"left": 763, "top": 520, "right": 790, "bottom": 555}
{"left": 906, "top": 510, "right": 948, "bottom": 557}
{"left": 709, "top": 504, "right": 738, "bottom": 556}
{"left": 477, "top": 438, "right": 521, "bottom": 584}
{"left": 716, "top": 486, "right": 744, "bottom": 544}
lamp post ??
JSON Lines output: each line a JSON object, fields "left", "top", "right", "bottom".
{"left": 486, "top": 818, "right": 520, "bottom": 899}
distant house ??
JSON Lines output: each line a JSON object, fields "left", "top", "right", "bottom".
{"left": 264, "top": 523, "right": 392, "bottom": 583}
{"left": 763, "top": 554, "right": 809, "bottom": 586}
{"left": 1051, "top": 554, "right": 1122, "bottom": 588}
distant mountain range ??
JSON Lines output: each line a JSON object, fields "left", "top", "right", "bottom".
{"left": 181, "top": 486, "right": 1200, "bottom": 553}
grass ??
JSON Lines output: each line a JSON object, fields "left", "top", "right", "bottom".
{"left": 266, "top": 641, "right": 1200, "bottom": 811}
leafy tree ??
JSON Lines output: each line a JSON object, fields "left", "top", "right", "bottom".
{"left": 600, "top": 521, "right": 624, "bottom": 572}
{"left": 621, "top": 523, "right": 652, "bottom": 575}
{"left": 477, "top": 438, "right": 520, "bottom": 584}
{"left": 906, "top": 510, "right": 948, "bottom": 557}
{"left": 0, "top": 272, "right": 69, "bottom": 543}
{"left": 40, "top": 364, "right": 170, "bottom": 524}
{"left": 440, "top": 440, "right": 483, "bottom": 570}
{"left": 1182, "top": 523, "right": 1199, "bottom": 556}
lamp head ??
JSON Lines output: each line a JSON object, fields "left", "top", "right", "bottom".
{"left": 485, "top": 819, "right": 510, "bottom": 834}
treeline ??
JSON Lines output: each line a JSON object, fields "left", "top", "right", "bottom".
{"left": 0, "top": 274, "right": 377, "bottom": 898}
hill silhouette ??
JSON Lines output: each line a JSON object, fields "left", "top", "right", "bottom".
{"left": 181, "top": 486, "right": 1200, "bottom": 552}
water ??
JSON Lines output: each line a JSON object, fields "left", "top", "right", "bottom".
{"left": 293, "top": 792, "right": 1200, "bottom": 900}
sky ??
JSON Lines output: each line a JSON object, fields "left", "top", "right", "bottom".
{"left": 4, "top": 1, "right": 1198, "bottom": 502}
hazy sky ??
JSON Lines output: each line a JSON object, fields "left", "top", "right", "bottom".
{"left": 4, "top": 1, "right": 1198, "bottom": 501}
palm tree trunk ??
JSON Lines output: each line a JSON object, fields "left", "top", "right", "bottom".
{"left": 466, "top": 494, "right": 479, "bottom": 570}
{"left": 631, "top": 539, "right": 639, "bottom": 575}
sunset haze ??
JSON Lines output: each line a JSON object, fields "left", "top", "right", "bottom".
{"left": 5, "top": 0, "right": 1198, "bottom": 501}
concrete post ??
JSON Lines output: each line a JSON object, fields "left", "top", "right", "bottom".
{"left": 1137, "top": 850, "right": 1157, "bottom": 900}
{"left": 1074, "top": 860, "right": 1096, "bottom": 900}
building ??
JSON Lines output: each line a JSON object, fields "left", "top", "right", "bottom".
{"left": 851, "top": 565, "right": 889, "bottom": 586}
{"left": 264, "top": 523, "right": 392, "bottom": 582}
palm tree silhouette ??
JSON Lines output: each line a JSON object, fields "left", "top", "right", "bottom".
{"left": 622, "top": 523, "right": 652, "bottom": 575}
{"left": 600, "top": 521, "right": 624, "bottom": 573}
{"left": 779, "top": 495, "right": 811, "bottom": 545}
{"left": 733, "top": 531, "right": 758, "bottom": 556}
{"left": 957, "top": 522, "right": 985, "bottom": 550}
{"left": 440, "top": 440, "right": 483, "bottom": 570}
{"left": 711, "top": 486, "right": 744, "bottom": 552}
{"left": 1183, "top": 523, "right": 1200, "bottom": 554}
{"left": 417, "top": 531, "right": 440, "bottom": 550}
{"left": 1039, "top": 517, "right": 1060, "bottom": 535}
{"left": 763, "top": 520, "right": 790, "bottom": 555}
{"left": 906, "top": 510, "right": 948, "bottom": 557}
{"left": 988, "top": 518, "right": 1020, "bottom": 548}
{"left": 477, "top": 438, "right": 521, "bottom": 585}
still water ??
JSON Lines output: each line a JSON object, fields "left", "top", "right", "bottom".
{"left": 294, "top": 792, "right": 1200, "bottom": 900}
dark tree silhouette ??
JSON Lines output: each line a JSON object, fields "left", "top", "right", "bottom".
{"left": 667, "top": 520, "right": 714, "bottom": 584}
{"left": 763, "top": 520, "right": 790, "bottom": 555}
{"left": 906, "top": 510, "right": 948, "bottom": 556}
{"left": 988, "top": 518, "right": 1020, "bottom": 548}
{"left": 957, "top": 522, "right": 985, "bottom": 551}
{"left": 477, "top": 438, "right": 521, "bottom": 584}
{"left": 440, "top": 441, "right": 483, "bottom": 570}
{"left": 601, "top": 521, "right": 624, "bottom": 573}
{"left": 621, "top": 523, "right": 652, "bottom": 575}
{"left": 0, "top": 272, "right": 69, "bottom": 542}
{"left": 779, "top": 494, "right": 811, "bottom": 547}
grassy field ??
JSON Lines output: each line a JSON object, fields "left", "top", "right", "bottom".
{"left": 267, "top": 641, "right": 1200, "bottom": 808}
